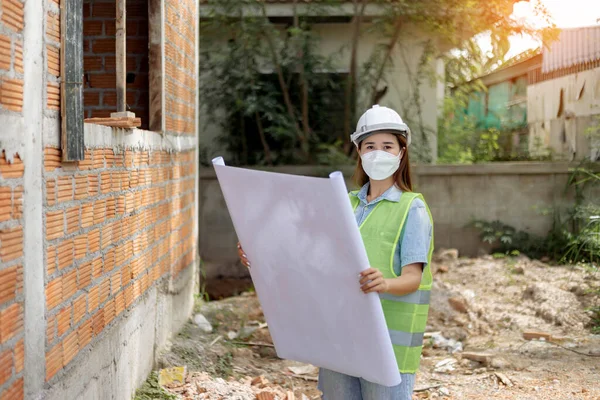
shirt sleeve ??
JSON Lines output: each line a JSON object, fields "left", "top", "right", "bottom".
{"left": 398, "top": 198, "right": 432, "bottom": 270}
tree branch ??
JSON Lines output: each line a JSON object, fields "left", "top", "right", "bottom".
{"left": 260, "top": 4, "right": 309, "bottom": 157}
{"left": 294, "top": 0, "right": 311, "bottom": 142}
{"left": 254, "top": 112, "right": 273, "bottom": 166}
{"left": 343, "top": 0, "right": 367, "bottom": 152}
{"left": 370, "top": 18, "right": 403, "bottom": 105}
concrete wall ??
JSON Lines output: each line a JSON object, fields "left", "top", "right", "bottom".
{"left": 199, "top": 162, "right": 599, "bottom": 280}
{"left": 527, "top": 66, "right": 600, "bottom": 161}
{"left": 199, "top": 19, "right": 443, "bottom": 163}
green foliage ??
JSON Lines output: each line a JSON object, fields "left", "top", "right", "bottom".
{"left": 133, "top": 372, "right": 178, "bottom": 400}
{"left": 588, "top": 306, "right": 600, "bottom": 334}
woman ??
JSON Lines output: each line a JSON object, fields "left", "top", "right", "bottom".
{"left": 238, "top": 105, "right": 434, "bottom": 400}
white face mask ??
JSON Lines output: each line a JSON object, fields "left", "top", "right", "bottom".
{"left": 360, "top": 150, "right": 401, "bottom": 181}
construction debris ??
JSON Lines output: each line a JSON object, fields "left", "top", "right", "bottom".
{"left": 523, "top": 331, "right": 552, "bottom": 341}
{"left": 164, "top": 372, "right": 313, "bottom": 400}
{"left": 158, "top": 366, "right": 187, "bottom": 386}
{"left": 494, "top": 372, "right": 514, "bottom": 387}
{"left": 461, "top": 352, "right": 493, "bottom": 364}
{"left": 151, "top": 254, "right": 600, "bottom": 400}
{"left": 194, "top": 314, "right": 214, "bottom": 333}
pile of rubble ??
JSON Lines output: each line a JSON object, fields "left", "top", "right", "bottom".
{"left": 162, "top": 370, "right": 316, "bottom": 400}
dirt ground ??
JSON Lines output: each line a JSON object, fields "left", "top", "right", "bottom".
{"left": 149, "top": 252, "right": 600, "bottom": 400}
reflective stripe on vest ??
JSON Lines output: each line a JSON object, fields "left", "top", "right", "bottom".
{"left": 349, "top": 190, "right": 434, "bottom": 374}
{"left": 379, "top": 290, "right": 431, "bottom": 305}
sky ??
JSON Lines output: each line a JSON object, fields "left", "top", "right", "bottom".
{"left": 482, "top": 0, "right": 600, "bottom": 59}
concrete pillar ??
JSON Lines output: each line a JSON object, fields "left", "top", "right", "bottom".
{"left": 22, "top": 0, "right": 47, "bottom": 396}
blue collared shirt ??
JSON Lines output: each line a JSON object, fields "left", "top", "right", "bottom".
{"left": 351, "top": 183, "right": 432, "bottom": 275}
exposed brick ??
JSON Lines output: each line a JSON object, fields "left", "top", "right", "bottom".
{"left": 46, "top": 277, "right": 62, "bottom": 310}
{"left": 0, "top": 303, "right": 23, "bottom": 343}
{"left": 102, "top": 90, "right": 136, "bottom": 107}
{"left": 88, "top": 285, "right": 99, "bottom": 312}
{"left": 46, "top": 313, "right": 56, "bottom": 344}
{"left": 91, "top": 1, "right": 115, "bottom": 17}
{"left": 84, "top": 57, "right": 104, "bottom": 72}
{"left": 44, "top": 147, "right": 62, "bottom": 171}
{"left": 74, "top": 175, "right": 88, "bottom": 200}
{"left": 114, "top": 291, "right": 125, "bottom": 316}
{"left": 0, "top": 78, "right": 24, "bottom": 112}
{"left": 62, "top": 269, "right": 77, "bottom": 300}
{"left": 14, "top": 339, "right": 23, "bottom": 373}
{"left": 78, "top": 318, "right": 92, "bottom": 349}
{"left": 102, "top": 57, "right": 137, "bottom": 74}
{"left": 46, "top": 12, "right": 60, "bottom": 43}
{"left": 1, "top": 0, "right": 24, "bottom": 32}
{"left": 91, "top": 308, "right": 105, "bottom": 336}
{"left": 0, "top": 377, "right": 23, "bottom": 400}
{"left": 46, "top": 344, "right": 63, "bottom": 381}
{"left": 88, "top": 228, "right": 100, "bottom": 253}
{"left": 0, "top": 227, "right": 23, "bottom": 261}
{"left": 57, "top": 305, "right": 71, "bottom": 336}
{"left": 99, "top": 278, "right": 110, "bottom": 304}
{"left": 80, "top": 203, "right": 93, "bottom": 228}
{"left": 47, "top": 83, "right": 60, "bottom": 110}
{"left": 124, "top": 284, "right": 134, "bottom": 308}
{"left": 0, "top": 187, "right": 10, "bottom": 222}
{"left": 104, "top": 298, "right": 116, "bottom": 325}
{"left": 104, "top": 248, "right": 115, "bottom": 272}
{"left": 57, "top": 176, "right": 73, "bottom": 202}
{"left": 62, "top": 329, "right": 79, "bottom": 365}
{"left": 48, "top": 45, "right": 60, "bottom": 76}
{"left": 91, "top": 39, "right": 115, "bottom": 54}
{"left": 92, "top": 257, "right": 102, "bottom": 279}
{"left": 101, "top": 224, "right": 113, "bottom": 250}
{"left": 78, "top": 260, "right": 92, "bottom": 289}
{"left": 77, "top": 150, "right": 93, "bottom": 171}
{"left": 0, "top": 265, "right": 20, "bottom": 304}
{"left": 73, "top": 294, "right": 86, "bottom": 324}
{"left": 0, "top": 349, "right": 12, "bottom": 386}
{"left": 46, "top": 179, "right": 57, "bottom": 206}
{"left": 74, "top": 234, "right": 87, "bottom": 260}
{"left": 46, "top": 210, "right": 64, "bottom": 240}
{"left": 0, "top": 36, "right": 10, "bottom": 71}
{"left": 88, "top": 73, "right": 116, "bottom": 89}
{"left": 83, "top": 20, "right": 103, "bottom": 36}
{"left": 93, "top": 200, "right": 106, "bottom": 225}
{"left": 12, "top": 186, "right": 22, "bottom": 219}
{"left": 66, "top": 206, "right": 79, "bottom": 234}
{"left": 57, "top": 239, "right": 74, "bottom": 270}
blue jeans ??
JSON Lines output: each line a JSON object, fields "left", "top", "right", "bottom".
{"left": 318, "top": 368, "right": 416, "bottom": 400}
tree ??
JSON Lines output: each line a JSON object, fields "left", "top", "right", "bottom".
{"left": 199, "top": 0, "right": 554, "bottom": 166}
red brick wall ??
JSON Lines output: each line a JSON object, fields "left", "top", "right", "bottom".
{"left": 82, "top": 0, "right": 150, "bottom": 129}
{"left": 43, "top": 146, "right": 196, "bottom": 381}
{"left": 164, "top": 0, "right": 196, "bottom": 135}
{"left": 0, "top": 153, "right": 25, "bottom": 400}
{"left": 0, "top": 0, "right": 25, "bottom": 113}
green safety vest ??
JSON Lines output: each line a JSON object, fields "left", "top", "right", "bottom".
{"left": 349, "top": 191, "right": 434, "bottom": 374}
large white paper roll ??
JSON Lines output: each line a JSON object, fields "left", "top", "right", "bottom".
{"left": 212, "top": 159, "right": 401, "bottom": 387}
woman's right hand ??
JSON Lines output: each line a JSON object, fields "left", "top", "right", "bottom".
{"left": 237, "top": 242, "right": 251, "bottom": 268}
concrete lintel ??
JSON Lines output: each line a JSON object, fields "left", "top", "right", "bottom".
{"left": 43, "top": 122, "right": 197, "bottom": 152}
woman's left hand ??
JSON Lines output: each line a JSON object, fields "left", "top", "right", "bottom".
{"left": 359, "top": 268, "right": 389, "bottom": 294}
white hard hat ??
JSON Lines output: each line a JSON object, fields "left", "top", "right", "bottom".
{"left": 350, "top": 105, "right": 411, "bottom": 147}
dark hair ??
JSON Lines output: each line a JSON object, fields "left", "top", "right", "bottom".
{"left": 352, "top": 133, "right": 413, "bottom": 192}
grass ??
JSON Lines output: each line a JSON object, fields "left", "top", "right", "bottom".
{"left": 133, "top": 372, "right": 178, "bottom": 400}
